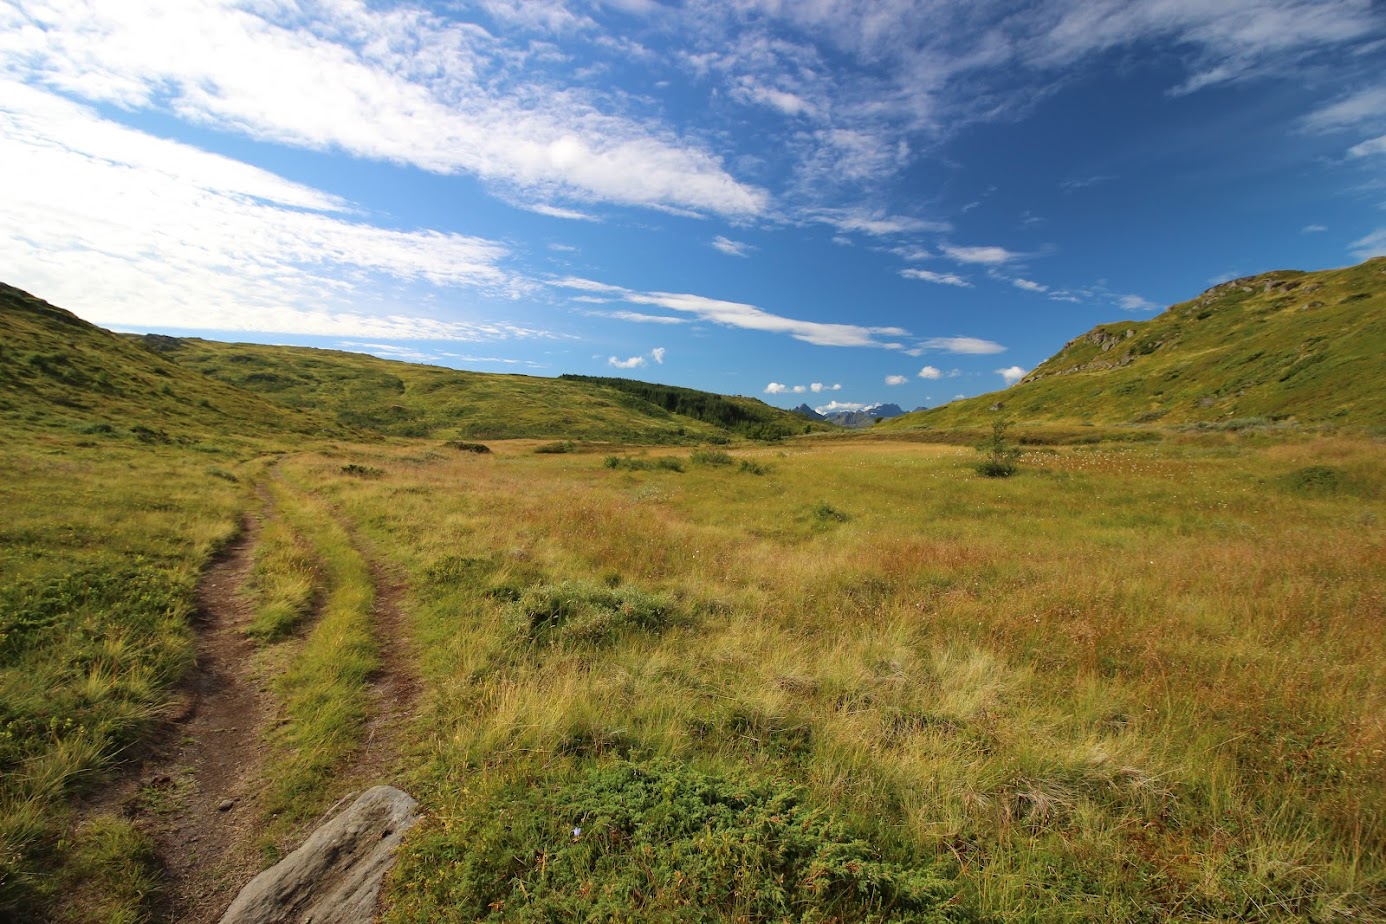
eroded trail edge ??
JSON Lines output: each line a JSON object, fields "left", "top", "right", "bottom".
{"left": 117, "top": 503, "right": 275, "bottom": 924}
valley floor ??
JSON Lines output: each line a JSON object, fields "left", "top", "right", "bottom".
{"left": 1, "top": 431, "right": 1382, "bottom": 922}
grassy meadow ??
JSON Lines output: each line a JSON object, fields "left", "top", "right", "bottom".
{"left": 271, "top": 432, "right": 1383, "bottom": 922}
{"left": 1, "top": 415, "right": 1382, "bottom": 920}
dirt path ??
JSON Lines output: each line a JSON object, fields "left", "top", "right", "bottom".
{"left": 143, "top": 507, "right": 275, "bottom": 923}
{"left": 340, "top": 528, "right": 420, "bottom": 789}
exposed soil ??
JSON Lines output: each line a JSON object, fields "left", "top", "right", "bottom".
{"left": 149, "top": 510, "right": 274, "bottom": 923}
{"left": 339, "top": 529, "right": 420, "bottom": 789}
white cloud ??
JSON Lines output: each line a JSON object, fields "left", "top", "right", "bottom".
{"left": 0, "top": 82, "right": 546, "bottom": 340}
{"left": 1348, "top": 135, "right": 1386, "bottom": 158}
{"left": 712, "top": 235, "right": 754, "bottom": 257}
{"left": 609, "top": 355, "right": 647, "bottom": 369}
{"left": 765, "top": 382, "right": 789, "bottom": 394}
{"left": 1301, "top": 224, "right": 1328, "bottom": 233}
{"left": 885, "top": 374, "right": 908, "bottom": 385}
{"left": 3, "top": 0, "right": 767, "bottom": 218}
{"left": 815, "top": 400, "right": 869, "bottom": 414}
{"left": 596, "top": 310, "right": 688, "bottom": 324}
{"left": 891, "top": 246, "right": 933, "bottom": 261}
{"left": 525, "top": 203, "right": 600, "bottom": 221}
{"left": 1303, "top": 86, "right": 1386, "bottom": 132}
{"left": 792, "top": 384, "right": 807, "bottom": 393}
{"left": 809, "top": 382, "right": 841, "bottom": 392}
{"left": 650, "top": 346, "right": 666, "bottom": 364}
{"left": 941, "top": 243, "right": 1023, "bottom": 265}
{"left": 919, "top": 336, "right": 1007, "bottom": 355}
{"left": 901, "top": 268, "right": 971, "bottom": 287}
{"left": 809, "top": 208, "right": 950, "bottom": 237}
{"left": 1350, "top": 228, "right": 1386, "bottom": 259}
{"left": 554, "top": 278, "right": 909, "bottom": 348}
{"left": 1119, "top": 294, "right": 1160, "bottom": 312}
{"left": 917, "top": 365, "right": 942, "bottom": 379}
{"left": 997, "top": 365, "right": 1026, "bottom": 386}
{"left": 1012, "top": 278, "right": 1048, "bottom": 293}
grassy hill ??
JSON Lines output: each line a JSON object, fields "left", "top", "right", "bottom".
{"left": 884, "top": 257, "right": 1386, "bottom": 432}
{"left": 0, "top": 283, "right": 329, "bottom": 444}
{"left": 149, "top": 337, "right": 821, "bottom": 442}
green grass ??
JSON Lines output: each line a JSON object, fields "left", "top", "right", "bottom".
{"left": 887, "top": 257, "right": 1386, "bottom": 430}
{"left": 314, "top": 436, "right": 1386, "bottom": 923}
{"left": 254, "top": 470, "right": 380, "bottom": 835}
{"left": 0, "top": 435, "right": 245, "bottom": 919}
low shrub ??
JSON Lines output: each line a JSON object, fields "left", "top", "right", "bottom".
{"left": 445, "top": 440, "right": 491, "bottom": 454}
{"left": 386, "top": 760, "right": 966, "bottom": 923}
{"left": 535, "top": 441, "right": 576, "bottom": 454}
{"left": 340, "top": 463, "right": 383, "bottom": 477}
{"left": 603, "top": 456, "right": 684, "bottom": 472}
{"left": 738, "top": 459, "right": 769, "bottom": 475}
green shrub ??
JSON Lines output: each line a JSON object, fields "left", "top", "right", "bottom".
{"left": 738, "top": 459, "right": 768, "bottom": 475}
{"left": 535, "top": 441, "right": 576, "bottom": 454}
{"left": 603, "top": 456, "right": 684, "bottom": 473}
{"left": 340, "top": 463, "right": 383, "bottom": 477}
{"left": 974, "top": 419, "right": 1019, "bottom": 478}
{"left": 445, "top": 440, "right": 492, "bottom": 454}
{"left": 386, "top": 760, "right": 966, "bottom": 923}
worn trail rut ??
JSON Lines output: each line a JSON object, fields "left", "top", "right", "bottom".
{"left": 93, "top": 484, "right": 420, "bottom": 923}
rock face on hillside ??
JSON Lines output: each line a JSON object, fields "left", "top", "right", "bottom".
{"left": 218, "top": 786, "right": 418, "bottom": 924}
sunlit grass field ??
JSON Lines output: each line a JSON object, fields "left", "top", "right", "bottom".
{"left": 287, "top": 434, "right": 1384, "bottom": 922}
{"left": 3, "top": 429, "right": 1382, "bottom": 921}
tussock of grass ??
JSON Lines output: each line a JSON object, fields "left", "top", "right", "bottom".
{"left": 245, "top": 518, "right": 319, "bottom": 642}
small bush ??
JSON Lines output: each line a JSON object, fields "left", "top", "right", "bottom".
{"left": 535, "top": 440, "right": 576, "bottom": 454}
{"left": 738, "top": 459, "right": 768, "bottom": 475}
{"left": 975, "top": 418, "right": 1019, "bottom": 477}
{"left": 603, "top": 456, "right": 684, "bottom": 473}
{"left": 811, "top": 502, "right": 850, "bottom": 523}
{"left": 340, "top": 463, "right": 383, "bottom": 477}
{"left": 445, "top": 440, "right": 491, "bottom": 454}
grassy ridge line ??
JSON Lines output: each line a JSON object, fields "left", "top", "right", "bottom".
{"left": 886, "top": 257, "right": 1386, "bottom": 430}
{"left": 253, "top": 471, "right": 378, "bottom": 843}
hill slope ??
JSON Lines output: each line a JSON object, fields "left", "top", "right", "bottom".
{"left": 0, "top": 284, "right": 328, "bottom": 443}
{"left": 153, "top": 338, "right": 817, "bottom": 442}
{"left": 883, "top": 257, "right": 1386, "bottom": 431}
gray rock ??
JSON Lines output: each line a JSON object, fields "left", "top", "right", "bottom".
{"left": 218, "top": 786, "right": 419, "bottom": 924}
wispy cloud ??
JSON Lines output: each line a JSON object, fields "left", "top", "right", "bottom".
{"left": 650, "top": 346, "right": 666, "bottom": 364}
{"left": 609, "top": 355, "right": 647, "bottom": 369}
{"left": 1301, "top": 224, "right": 1328, "bottom": 233}
{"left": 2, "top": 0, "right": 767, "bottom": 218}
{"left": 1119, "top": 294, "right": 1160, "bottom": 312}
{"left": 712, "top": 235, "right": 755, "bottom": 257}
{"left": 919, "top": 336, "right": 1007, "bottom": 355}
{"left": 901, "top": 268, "right": 971, "bottom": 287}
{"left": 1012, "top": 278, "right": 1048, "bottom": 293}
{"left": 0, "top": 82, "right": 547, "bottom": 341}
{"left": 1350, "top": 228, "right": 1386, "bottom": 259}
{"left": 941, "top": 243, "right": 1023, "bottom": 265}
{"left": 554, "top": 277, "right": 909, "bottom": 348}
{"left": 1348, "top": 135, "right": 1386, "bottom": 158}
{"left": 1302, "top": 85, "right": 1386, "bottom": 132}
{"left": 809, "top": 208, "right": 950, "bottom": 237}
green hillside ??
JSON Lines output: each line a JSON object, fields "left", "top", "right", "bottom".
{"left": 152, "top": 338, "right": 818, "bottom": 442}
{"left": 0, "top": 284, "right": 328, "bottom": 444}
{"left": 884, "top": 257, "right": 1386, "bottom": 431}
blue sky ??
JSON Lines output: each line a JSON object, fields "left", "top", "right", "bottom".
{"left": 2, "top": 1, "right": 1383, "bottom": 414}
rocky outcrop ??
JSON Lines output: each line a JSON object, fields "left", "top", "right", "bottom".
{"left": 218, "top": 786, "right": 419, "bottom": 924}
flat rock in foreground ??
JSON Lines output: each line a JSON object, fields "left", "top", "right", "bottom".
{"left": 218, "top": 786, "right": 419, "bottom": 924}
